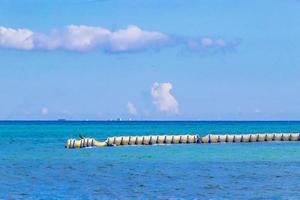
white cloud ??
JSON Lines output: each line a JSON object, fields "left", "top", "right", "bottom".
{"left": 151, "top": 82, "right": 179, "bottom": 114}
{"left": 0, "top": 26, "right": 34, "bottom": 50}
{"left": 109, "top": 25, "right": 169, "bottom": 52}
{"left": 0, "top": 25, "right": 170, "bottom": 52}
{"left": 187, "top": 37, "right": 240, "bottom": 52}
{"left": 33, "top": 31, "right": 62, "bottom": 50}
{"left": 0, "top": 25, "right": 240, "bottom": 54}
{"left": 215, "top": 38, "right": 226, "bottom": 47}
{"left": 41, "top": 107, "right": 49, "bottom": 115}
{"left": 63, "top": 25, "right": 111, "bottom": 51}
{"left": 63, "top": 25, "right": 170, "bottom": 52}
{"left": 127, "top": 102, "right": 137, "bottom": 115}
{"left": 201, "top": 37, "right": 214, "bottom": 47}
{"left": 254, "top": 108, "right": 261, "bottom": 113}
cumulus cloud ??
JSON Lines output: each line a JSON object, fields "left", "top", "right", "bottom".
{"left": 151, "top": 82, "right": 179, "bottom": 114}
{"left": 127, "top": 102, "right": 137, "bottom": 115}
{"left": 0, "top": 25, "right": 240, "bottom": 53}
{"left": 63, "top": 25, "right": 170, "bottom": 52}
{"left": 0, "top": 25, "right": 170, "bottom": 52}
{"left": 0, "top": 26, "right": 34, "bottom": 50}
{"left": 63, "top": 25, "right": 111, "bottom": 51}
{"left": 109, "top": 25, "right": 169, "bottom": 52}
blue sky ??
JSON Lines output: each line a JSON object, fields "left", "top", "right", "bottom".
{"left": 0, "top": 0, "right": 300, "bottom": 120}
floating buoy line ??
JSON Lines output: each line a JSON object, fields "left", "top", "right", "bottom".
{"left": 65, "top": 133, "right": 300, "bottom": 149}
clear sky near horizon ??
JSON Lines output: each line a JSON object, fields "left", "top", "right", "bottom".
{"left": 0, "top": 0, "right": 300, "bottom": 120}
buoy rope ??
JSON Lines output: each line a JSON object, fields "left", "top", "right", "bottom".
{"left": 65, "top": 133, "right": 300, "bottom": 149}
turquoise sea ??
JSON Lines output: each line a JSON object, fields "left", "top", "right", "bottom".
{"left": 1, "top": 121, "right": 300, "bottom": 199}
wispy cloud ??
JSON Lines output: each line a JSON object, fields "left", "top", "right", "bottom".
{"left": 151, "top": 82, "right": 179, "bottom": 114}
{"left": 0, "top": 25, "right": 240, "bottom": 53}
{"left": 186, "top": 37, "right": 241, "bottom": 53}
{"left": 127, "top": 101, "right": 137, "bottom": 115}
{"left": 41, "top": 107, "right": 49, "bottom": 115}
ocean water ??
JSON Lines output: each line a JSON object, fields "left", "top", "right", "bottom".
{"left": 1, "top": 121, "right": 300, "bottom": 199}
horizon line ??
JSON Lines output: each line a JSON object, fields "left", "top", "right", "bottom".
{"left": 1, "top": 119, "right": 300, "bottom": 122}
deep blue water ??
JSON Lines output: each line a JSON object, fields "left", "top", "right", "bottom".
{"left": 1, "top": 121, "right": 300, "bottom": 199}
